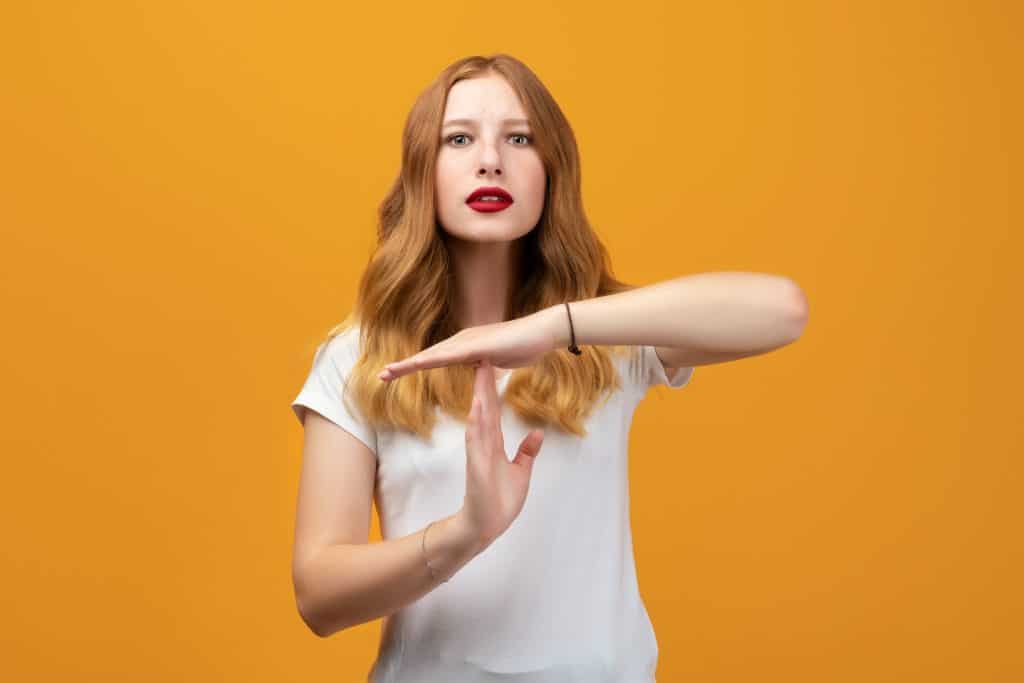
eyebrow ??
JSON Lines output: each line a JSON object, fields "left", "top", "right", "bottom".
{"left": 442, "top": 117, "right": 531, "bottom": 129}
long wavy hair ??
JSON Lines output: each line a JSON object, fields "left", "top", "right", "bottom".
{"left": 316, "top": 53, "right": 641, "bottom": 441}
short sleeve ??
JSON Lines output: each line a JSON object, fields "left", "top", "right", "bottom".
{"left": 634, "top": 344, "right": 694, "bottom": 392}
{"left": 291, "top": 327, "right": 378, "bottom": 455}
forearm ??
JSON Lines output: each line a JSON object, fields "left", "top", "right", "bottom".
{"left": 543, "top": 271, "right": 807, "bottom": 353}
{"left": 295, "top": 513, "right": 482, "bottom": 637}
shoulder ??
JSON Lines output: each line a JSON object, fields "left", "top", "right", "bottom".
{"left": 313, "top": 324, "right": 362, "bottom": 367}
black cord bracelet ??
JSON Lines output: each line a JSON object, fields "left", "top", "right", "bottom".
{"left": 565, "top": 302, "right": 582, "bottom": 355}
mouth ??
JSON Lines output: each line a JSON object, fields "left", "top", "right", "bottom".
{"left": 466, "top": 186, "right": 514, "bottom": 213}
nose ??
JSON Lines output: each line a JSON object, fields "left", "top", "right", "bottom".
{"left": 475, "top": 138, "right": 503, "bottom": 177}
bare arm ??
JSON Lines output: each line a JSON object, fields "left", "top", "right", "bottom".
{"left": 295, "top": 511, "right": 481, "bottom": 637}
{"left": 291, "top": 409, "right": 483, "bottom": 638}
{"left": 543, "top": 270, "right": 809, "bottom": 363}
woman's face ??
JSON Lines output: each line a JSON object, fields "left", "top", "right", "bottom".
{"left": 435, "top": 74, "right": 546, "bottom": 244}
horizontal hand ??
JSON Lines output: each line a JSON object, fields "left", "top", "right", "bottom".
{"left": 378, "top": 308, "right": 564, "bottom": 382}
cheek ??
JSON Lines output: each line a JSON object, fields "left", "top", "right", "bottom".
{"left": 435, "top": 161, "right": 455, "bottom": 202}
{"left": 525, "top": 161, "right": 547, "bottom": 206}
{"left": 435, "top": 159, "right": 448, "bottom": 186}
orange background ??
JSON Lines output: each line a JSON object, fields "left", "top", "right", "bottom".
{"left": 2, "top": 2, "right": 1019, "bottom": 681}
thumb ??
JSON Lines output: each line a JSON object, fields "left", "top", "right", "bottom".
{"left": 512, "top": 429, "right": 544, "bottom": 469}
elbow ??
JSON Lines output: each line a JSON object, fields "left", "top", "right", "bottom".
{"left": 793, "top": 284, "right": 809, "bottom": 325}
{"left": 294, "top": 568, "right": 332, "bottom": 638}
{"left": 295, "top": 583, "right": 355, "bottom": 638}
{"left": 783, "top": 280, "right": 810, "bottom": 342}
{"left": 296, "top": 589, "right": 329, "bottom": 638}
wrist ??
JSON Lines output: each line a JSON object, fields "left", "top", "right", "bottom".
{"left": 537, "top": 304, "right": 571, "bottom": 350}
{"left": 449, "top": 512, "right": 490, "bottom": 556}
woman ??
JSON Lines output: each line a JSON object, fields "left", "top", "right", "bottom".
{"left": 290, "top": 53, "right": 807, "bottom": 682}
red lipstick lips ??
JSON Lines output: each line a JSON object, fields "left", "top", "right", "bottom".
{"left": 466, "top": 186, "right": 514, "bottom": 213}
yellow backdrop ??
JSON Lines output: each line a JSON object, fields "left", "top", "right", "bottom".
{"left": 2, "top": 1, "right": 1019, "bottom": 681}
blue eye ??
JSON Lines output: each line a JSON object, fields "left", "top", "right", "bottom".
{"left": 444, "top": 133, "right": 533, "bottom": 146}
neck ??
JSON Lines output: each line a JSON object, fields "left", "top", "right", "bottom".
{"left": 447, "top": 236, "right": 522, "bottom": 330}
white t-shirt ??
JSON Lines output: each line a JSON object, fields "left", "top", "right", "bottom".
{"left": 291, "top": 325, "right": 694, "bottom": 682}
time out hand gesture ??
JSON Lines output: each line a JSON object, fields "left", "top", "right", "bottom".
{"left": 378, "top": 309, "right": 562, "bottom": 381}
{"left": 458, "top": 359, "right": 544, "bottom": 550}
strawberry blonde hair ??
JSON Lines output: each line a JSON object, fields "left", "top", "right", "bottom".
{"left": 314, "top": 53, "right": 641, "bottom": 441}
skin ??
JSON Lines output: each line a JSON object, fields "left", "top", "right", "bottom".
{"left": 418, "top": 75, "right": 551, "bottom": 549}
{"left": 380, "top": 77, "right": 808, "bottom": 385}
{"left": 435, "top": 72, "right": 548, "bottom": 373}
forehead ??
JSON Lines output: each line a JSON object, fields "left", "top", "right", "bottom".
{"left": 443, "top": 74, "right": 528, "bottom": 121}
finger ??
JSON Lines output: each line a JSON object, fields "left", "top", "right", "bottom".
{"left": 474, "top": 361, "right": 494, "bottom": 433}
{"left": 467, "top": 396, "right": 490, "bottom": 459}
{"left": 394, "top": 350, "right": 472, "bottom": 379}
{"left": 473, "top": 358, "right": 488, "bottom": 396}
{"left": 378, "top": 359, "right": 408, "bottom": 380}
{"left": 512, "top": 429, "right": 544, "bottom": 469}
{"left": 465, "top": 396, "right": 481, "bottom": 449}
{"left": 381, "top": 355, "right": 432, "bottom": 380}
{"left": 478, "top": 361, "right": 504, "bottom": 449}
{"left": 383, "top": 356, "right": 423, "bottom": 379}
{"left": 481, "top": 358, "right": 498, "bottom": 398}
